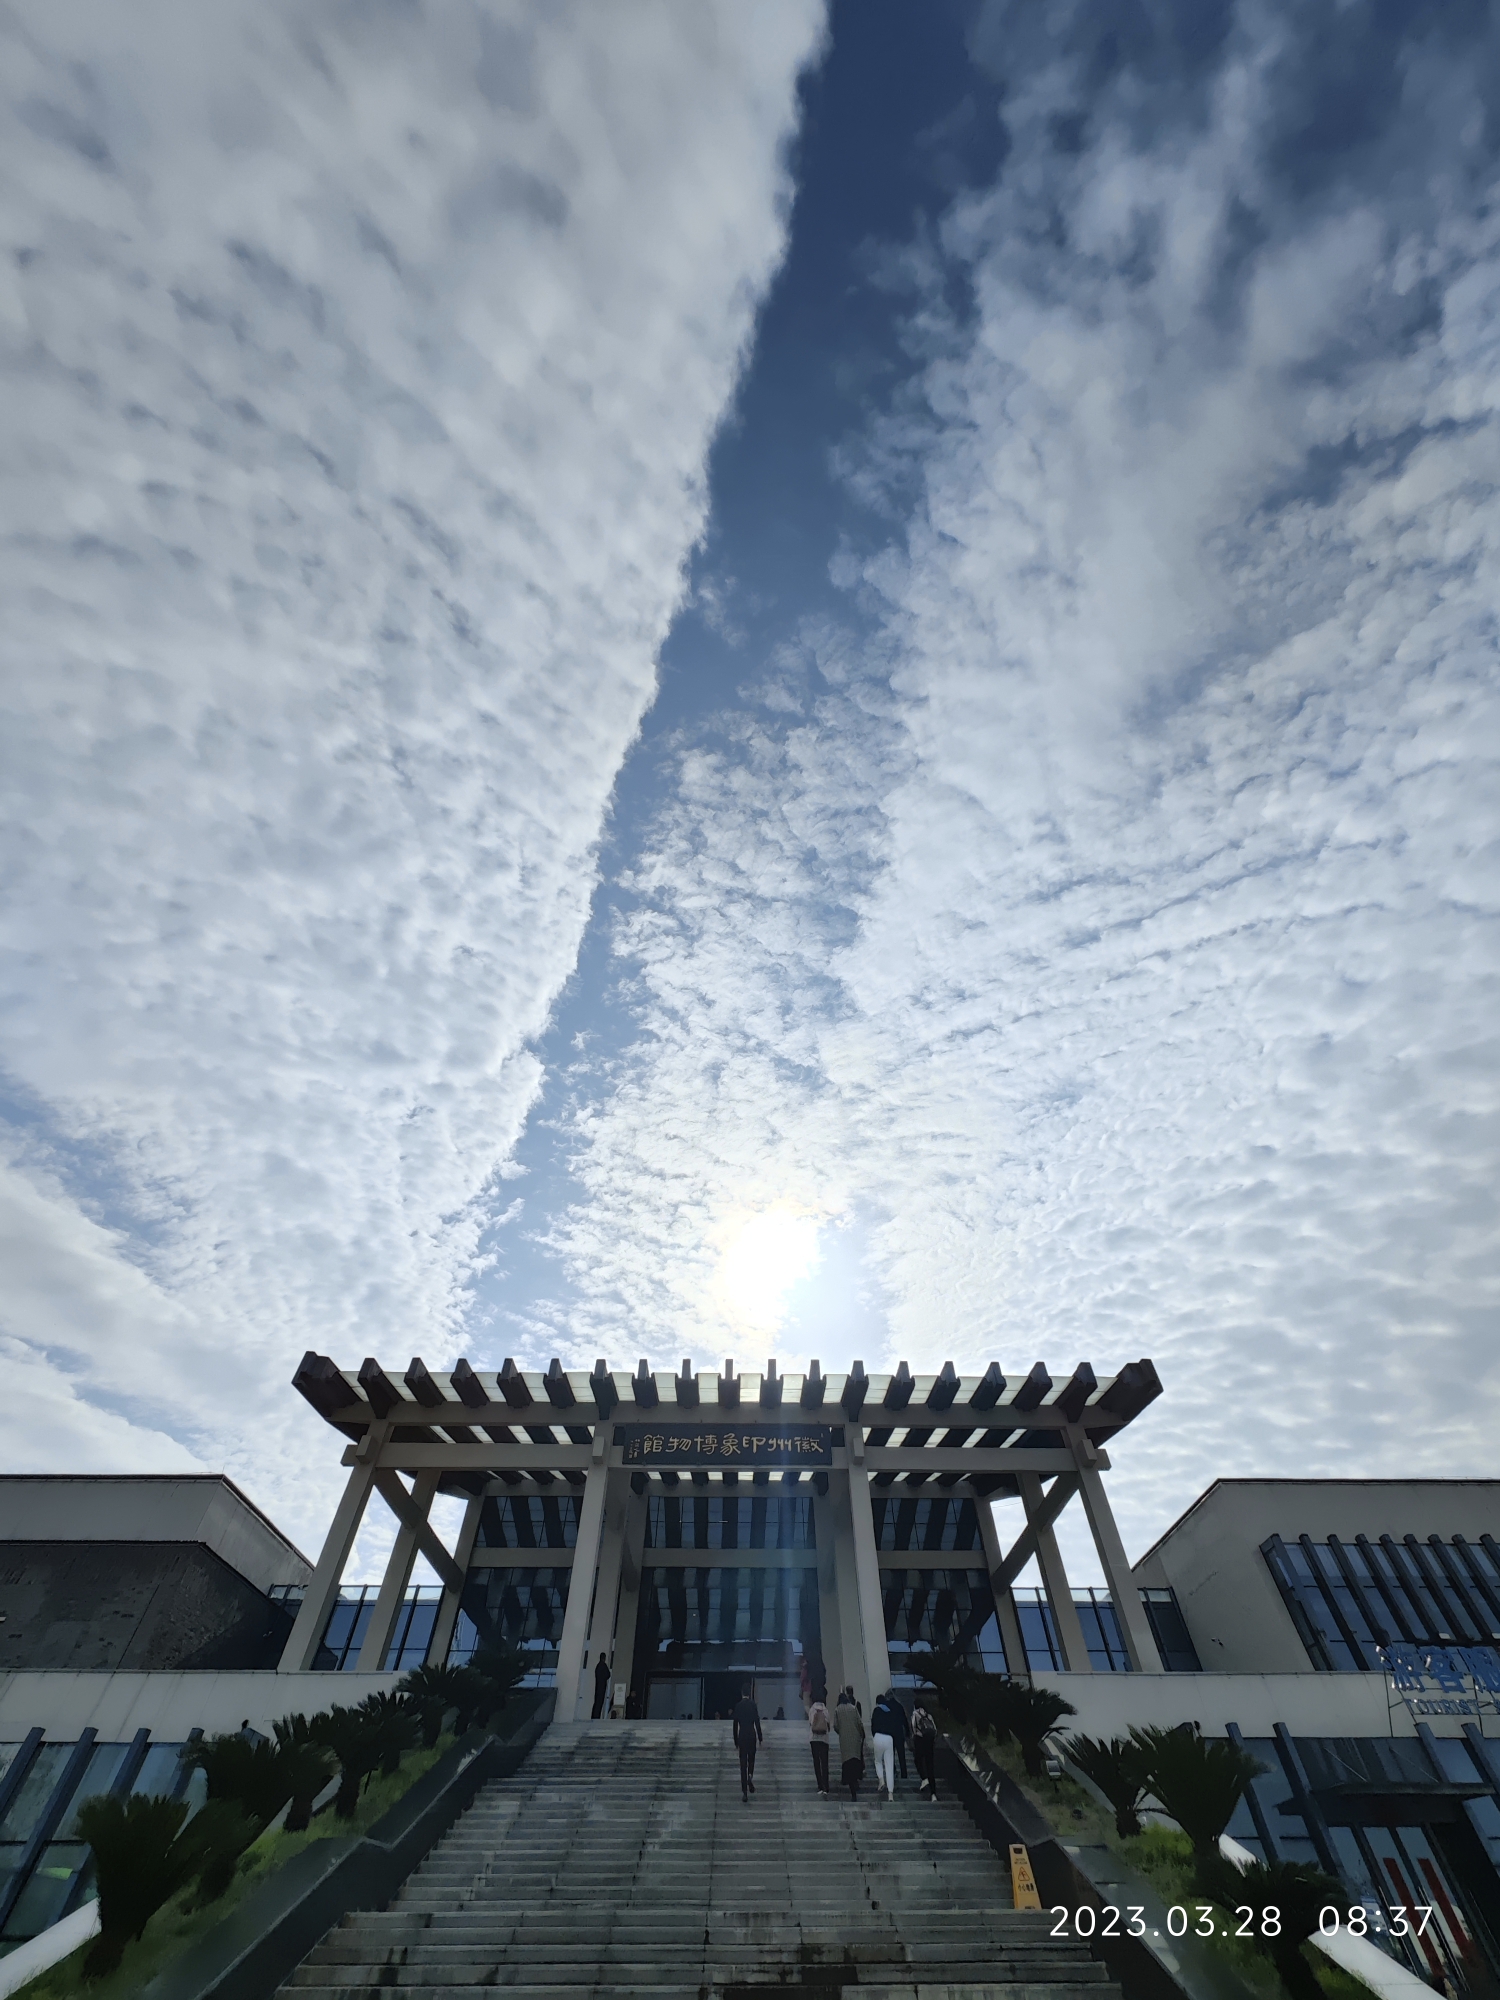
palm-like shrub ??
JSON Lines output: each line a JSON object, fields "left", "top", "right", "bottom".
{"left": 399, "top": 1663, "right": 473, "bottom": 1747}
{"left": 176, "top": 1798, "right": 261, "bottom": 1905}
{"left": 357, "top": 1688, "right": 420, "bottom": 1775}
{"left": 1201, "top": 1855, "right": 1344, "bottom": 2000}
{"left": 1130, "top": 1726, "right": 1264, "bottom": 1878}
{"left": 311, "top": 1704, "right": 387, "bottom": 1817}
{"left": 270, "top": 1714, "right": 338, "bottom": 1831}
{"left": 179, "top": 1733, "right": 294, "bottom": 1826}
{"left": 467, "top": 1638, "right": 526, "bottom": 1723}
{"left": 76, "top": 1792, "right": 193, "bottom": 1976}
{"left": 1064, "top": 1733, "right": 1151, "bottom": 1835}
{"left": 997, "top": 1681, "right": 1077, "bottom": 1776}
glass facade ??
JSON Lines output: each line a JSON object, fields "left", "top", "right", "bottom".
{"left": 0, "top": 1736, "right": 188, "bottom": 1953}
{"left": 884, "top": 1568, "right": 1007, "bottom": 1681}
{"left": 644, "top": 1494, "right": 813, "bottom": 1550}
{"left": 635, "top": 1565, "right": 819, "bottom": 1672}
{"left": 455, "top": 1568, "right": 570, "bottom": 1684}
{"left": 1263, "top": 1534, "right": 1500, "bottom": 1670}
{"left": 475, "top": 1495, "right": 580, "bottom": 1549}
{"left": 270, "top": 1581, "right": 443, "bottom": 1672}
{"left": 873, "top": 1498, "right": 981, "bottom": 1552}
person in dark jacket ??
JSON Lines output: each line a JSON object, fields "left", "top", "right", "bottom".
{"left": 911, "top": 1700, "right": 938, "bottom": 1800}
{"left": 833, "top": 1687, "right": 866, "bottom": 1800}
{"left": 870, "top": 1690, "right": 904, "bottom": 1799}
{"left": 591, "top": 1652, "right": 612, "bottom": 1719}
{"left": 732, "top": 1683, "right": 763, "bottom": 1800}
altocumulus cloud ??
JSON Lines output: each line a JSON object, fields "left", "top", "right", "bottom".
{"left": 552, "top": 0, "right": 1500, "bottom": 1569}
{"left": 0, "top": 0, "right": 825, "bottom": 1545}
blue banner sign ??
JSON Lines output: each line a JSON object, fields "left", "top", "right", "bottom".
{"left": 618, "top": 1424, "right": 832, "bottom": 1467}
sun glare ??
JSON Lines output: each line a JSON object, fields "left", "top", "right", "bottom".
{"left": 714, "top": 1206, "right": 822, "bottom": 1335}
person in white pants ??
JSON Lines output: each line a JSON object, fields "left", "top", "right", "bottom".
{"left": 870, "top": 1690, "right": 902, "bottom": 1800}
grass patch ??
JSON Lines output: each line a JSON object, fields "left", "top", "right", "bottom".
{"left": 12, "top": 1738, "right": 454, "bottom": 2000}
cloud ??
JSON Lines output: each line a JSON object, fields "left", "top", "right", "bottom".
{"left": 0, "top": 0, "right": 825, "bottom": 1554}
{"left": 550, "top": 1, "right": 1500, "bottom": 1574}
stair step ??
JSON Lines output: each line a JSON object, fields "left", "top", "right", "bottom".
{"left": 276, "top": 1724, "right": 1119, "bottom": 2000}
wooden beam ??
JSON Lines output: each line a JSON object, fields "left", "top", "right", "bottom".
{"left": 995, "top": 1473, "right": 1080, "bottom": 1585}
{"left": 864, "top": 1446, "right": 1084, "bottom": 1474}
{"left": 373, "top": 1471, "right": 464, "bottom": 1591}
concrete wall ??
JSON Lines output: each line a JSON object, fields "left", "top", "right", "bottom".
{"left": 0, "top": 1668, "right": 402, "bottom": 1742}
{"left": 0, "top": 1476, "right": 312, "bottom": 1594}
{"left": 1130, "top": 1479, "right": 1500, "bottom": 1675}
{"left": 0, "top": 1543, "right": 296, "bottom": 1672}
{"left": 1032, "top": 1669, "right": 1476, "bottom": 1739}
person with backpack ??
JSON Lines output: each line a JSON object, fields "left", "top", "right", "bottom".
{"left": 807, "top": 1687, "right": 833, "bottom": 1796}
{"left": 833, "top": 1686, "right": 866, "bottom": 1800}
{"left": 911, "top": 1699, "right": 939, "bottom": 1801}
{"left": 870, "top": 1689, "right": 904, "bottom": 1800}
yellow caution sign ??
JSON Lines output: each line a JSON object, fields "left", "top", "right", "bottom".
{"left": 1009, "top": 1842, "right": 1041, "bottom": 1910}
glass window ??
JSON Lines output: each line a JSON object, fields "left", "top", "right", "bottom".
{"left": 455, "top": 1568, "right": 571, "bottom": 1684}
{"left": 872, "top": 1498, "right": 980, "bottom": 1551}
{"left": 643, "top": 1496, "right": 813, "bottom": 1551}
{"left": 382, "top": 1587, "right": 442, "bottom": 1672}
{"left": 0, "top": 1745, "right": 73, "bottom": 1841}
{"left": 884, "top": 1568, "right": 1006, "bottom": 1680}
{"left": 1, "top": 1840, "right": 90, "bottom": 1944}
{"left": 475, "top": 1495, "right": 580, "bottom": 1549}
{"left": 1141, "top": 1588, "right": 1202, "bottom": 1671}
{"left": 637, "top": 1565, "right": 819, "bottom": 1661}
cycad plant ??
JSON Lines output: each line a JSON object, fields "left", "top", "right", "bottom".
{"left": 399, "top": 1663, "right": 474, "bottom": 1747}
{"left": 176, "top": 1798, "right": 261, "bottom": 1905}
{"left": 467, "top": 1638, "right": 526, "bottom": 1724}
{"left": 357, "top": 1688, "right": 420, "bottom": 1775}
{"left": 179, "top": 1732, "right": 294, "bottom": 1826}
{"left": 1200, "top": 1855, "right": 1344, "bottom": 2000}
{"left": 1064, "top": 1733, "right": 1151, "bottom": 1835}
{"left": 270, "top": 1714, "right": 338, "bottom": 1831}
{"left": 1130, "top": 1725, "right": 1264, "bottom": 1880}
{"left": 76, "top": 1792, "right": 194, "bottom": 1976}
{"left": 996, "top": 1681, "right": 1077, "bottom": 1777}
{"left": 311, "top": 1703, "right": 387, "bottom": 1817}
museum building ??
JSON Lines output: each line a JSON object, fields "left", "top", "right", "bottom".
{"left": 1, "top": 1353, "right": 1498, "bottom": 1986}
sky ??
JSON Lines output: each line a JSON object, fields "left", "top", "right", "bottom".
{"left": 2, "top": 0, "right": 1497, "bottom": 1586}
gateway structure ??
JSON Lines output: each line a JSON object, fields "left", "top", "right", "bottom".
{"left": 282, "top": 1351, "right": 1169, "bottom": 1716}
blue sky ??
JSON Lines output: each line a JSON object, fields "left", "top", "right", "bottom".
{"left": 2, "top": 0, "right": 1497, "bottom": 1579}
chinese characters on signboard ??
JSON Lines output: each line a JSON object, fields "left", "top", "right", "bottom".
{"left": 617, "top": 1425, "right": 832, "bottom": 1468}
{"left": 1376, "top": 1644, "right": 1500, "bottom": 1717}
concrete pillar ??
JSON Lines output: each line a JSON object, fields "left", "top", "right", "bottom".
{"left": 1018, "top": 1472, "right": 1092, "bottom": 1673}
{"left": 846, "top": 1431, "right": 893, "bottom": 1706}
{"left": 553, "top": 1445, "right": 611, "bottom": 1720}
{"left": 811, "top": 1483, "right": 845, "bottom": 1700}
{"left": 1072, "top": 1449, "right": 1163, "bottom": 1672}
{"left": 428, "top": 1491, "right": 485, "bottom": 1666}
{"left": 356, "top": 1469, "right": 440, "bottom": 1672}
{"left": 279, "top": 1454, "right": 378, "bottom": 1672}
{"left": 582, "top": 1469, "right": 631, "bottom": 1710}
{"left": 610, "top": 1484, "right": 650, "bottom": 1709}
{"left": 977, "top": 1496, "right": 1030, "bottom": 1677}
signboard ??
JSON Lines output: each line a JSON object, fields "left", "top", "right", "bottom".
{"left": 1376, "top": 1644, "right": 1500, "bottom": 1718}
{"left": 617, "top": 1424, "right": 832, "bottom": 1468}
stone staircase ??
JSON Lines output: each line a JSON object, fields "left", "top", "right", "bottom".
{"left": 282, "top": 1719, "right": 1117, "bottom": 2000}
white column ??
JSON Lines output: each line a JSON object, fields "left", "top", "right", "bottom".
{"left": 977, "top": 1496, "right": 1030, "bottom": 1677}
{"left": 279, "top": 1455, "right": 378, "bottom": 1672}
{"left": 811, "top": 1483, "right": 845, "bottom": 1699}
{"left": 846, "top": 1430, "right": 892, "bottom": 1706}
{"left": 582, "top": 1468, "right": 630, "bottom": 1713}
{"left": 1019, "top": 1472, "right": 1092, "bottom": 1673}
{"left": 428, "top": 1492, "right": 485, "bottom": 1665}
{"left": 1071, "top": 1444, "right": 1164, "bottom": 1672}
{"left": 355, "top": 1469, "right": 440, "bottom": 1672}
{"left": 553, "top": 1434, "right": 611, "bottom": 1720}
{"left": 610, "top": 1484, "right": 650, "bottom": 1709}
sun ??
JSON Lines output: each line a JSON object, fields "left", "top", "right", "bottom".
{"left": 713, "top": 1205, "right": 822, "bottom": 1335}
